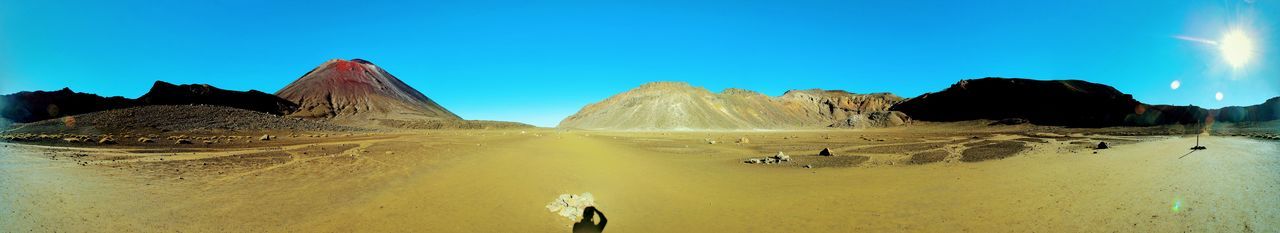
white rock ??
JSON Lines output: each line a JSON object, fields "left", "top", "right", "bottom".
{"left": 773, "top": 151, "right": 791, "bottom": 161}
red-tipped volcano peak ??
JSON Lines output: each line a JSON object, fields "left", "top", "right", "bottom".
{"left": 275, "top": 58, "right": 459, "bottom": 123}
{"left": 321, "top": 58, "right": 377, "bottom": 74}
{"left": 304, "top": 58, "right": 393, "bottom": 85}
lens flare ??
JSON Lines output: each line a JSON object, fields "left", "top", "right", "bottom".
{"left": 1170, "top": 80, "right": 1181, "bottom": 90}
{"left": 1173, "top": 35, "right": 1218, "bottom": 45}
{"left": 1219, "top": 29, "right": 1255, "bottom": 68}
{"left": 1215, "top": 92, "right": 1224, "bottom": 101}
{"left": 1171, "top": 198, "right": 1183, "bottom": 213}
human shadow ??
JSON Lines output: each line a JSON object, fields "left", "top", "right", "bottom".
{"left": 1178, "top": 150, "right": 1196, "bottom": 159}
{"left": 572, "top": 206, "right": 607, "bottom": 233}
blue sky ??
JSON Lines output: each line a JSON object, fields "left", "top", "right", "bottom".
{"left": 1, "top": 0, "right": 1277, "bottom": 127}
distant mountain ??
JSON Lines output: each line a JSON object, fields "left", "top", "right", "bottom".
{"left": 138, "top": 81, "right": 297, "bottom": 115}
{"left": 891, "top": 77, "right": 1280, "bottom": 127}
{"left": 1213, "top": 97, "right": 1280, "bottom": 122}
{"left": 558, "top": 82, "right": 908, "bottom": 130}
{"left": 275, "top": 59, "right": 459, "bottom": 123}
{"left": 1, "top": 81, "right": 300, "bottom": 123}
{"left": 0, "top": 88, "right": 137, "bottom": 123}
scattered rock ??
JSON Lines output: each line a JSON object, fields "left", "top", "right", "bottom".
{"left": 803, "top": 164, "right": 813, "bottom": 169}
{"left": 745, "top": 151, "right": 795, "bottom": 165}
{"left": 772, "top": 151, "right": 791, "bottom": 162}
{"left": 260, "top": 134, "right": 271, "bottom": 141}
{"left": 175, "top": 139, "right": 192, "bottom": 144}
{"left": 989, "top": 118, "right": 1029, "bottom": 125}
{"left": 62, "top": 137, "right": 83, "bottom": 143}
{"left": 818, "top": 148, "right": 834, "bottom": 156}
{"left": 1096, "top": 141, "right": 1109, "bottom": 149}
{"left": 4, "top": 105, "right": 356, "bottom": 135}
{"left": 97, "top": 137, "right": 116, "bottom": 144}
{"left": 736, "top": 137, "right": 750, "bottom": 144}
{"left": 138, "top": 137, "right": 155, "bottom": 143}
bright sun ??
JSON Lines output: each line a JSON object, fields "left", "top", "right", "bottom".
{"left": 1219, "top": 29, "right": 1255, "bottom": 68}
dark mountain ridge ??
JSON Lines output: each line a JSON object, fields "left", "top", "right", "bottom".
{"left": 1, "top": 81, "right": 293, "bottom": 123}
{"left": 891, "top": 77, "right": 1280, "bottom": 127}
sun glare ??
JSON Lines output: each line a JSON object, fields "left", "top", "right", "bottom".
{"left": 1219, "top": 29, "right": 1255, "bottom": 68}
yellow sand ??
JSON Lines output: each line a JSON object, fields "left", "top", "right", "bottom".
{"left": 1, "top": 131, "right": 1276, "bottom": 232}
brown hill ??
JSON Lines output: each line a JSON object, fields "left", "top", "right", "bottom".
{"left": 558, "top": 82, "right": 908, "bottom": 130}
{"left": 275, "top": 59, "right": 459, "bottom": 124}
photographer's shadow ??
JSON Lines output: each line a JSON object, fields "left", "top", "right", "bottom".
{"left": 572, "top": 206, "right": 607, "bottom": 233}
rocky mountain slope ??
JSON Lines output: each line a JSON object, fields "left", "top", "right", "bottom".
{"left": 138, "top": 81, "right": 297, "bottom": 115}
{"left": 275, "top": 59, "right": 459, "bottom": 123}
{"left": 1, "top": 81, "right": 299, "bottom": 124}
{"left": 0, "top": 88, "right": 137, "bottom": 123}
{"left": 558, "top": 82, "right": 908, "bottom": 130}
{"left": 1209, "top": 97, "right": 1280, "bottom": 122}
{"left": 779, "top": 89, "right": 910, "bottom": 128}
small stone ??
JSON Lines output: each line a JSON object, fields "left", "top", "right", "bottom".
{"left": 736, "top": 137, "right": 750, "bottom": 144}
{"left": 176, "top": 139, "right": 192, "bottom": 144}
{"left": 138, "top": 137, "right": 155, "bottom": 143}
{"left": 260, "top": 134, "right": 271, "bottom": 141}
{"left": 803, "top": 164, "right": 813, "bottom": 169}
{"left": 1096, "top": 141, "right": 1109, "bottom": 149}
{"left": 744, "top": 159, "right": 761, "bottom": 164}
{"left": 97, "top": 137, "right": 116, "bottom": 145}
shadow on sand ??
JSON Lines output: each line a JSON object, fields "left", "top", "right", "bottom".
{"left": 573, "top": 206, "right": 607, "bottom": 233}
{"left": 1178, "top": 150, "right": 1197, "bottom": 159}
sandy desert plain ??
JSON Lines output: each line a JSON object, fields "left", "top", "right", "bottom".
{"left": 2, "top": 123, "right": 1278, "bottom": 232}
{"left": 3, "top": 60, "right": 1279, "bottom": 233}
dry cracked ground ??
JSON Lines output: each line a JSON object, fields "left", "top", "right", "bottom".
{"left": 2, "top": 129, "right": 1279, "bottom": 232}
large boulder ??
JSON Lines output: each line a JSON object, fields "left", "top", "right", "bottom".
{"left": 819, "top": 148, "right": 834, "bottom": 156}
